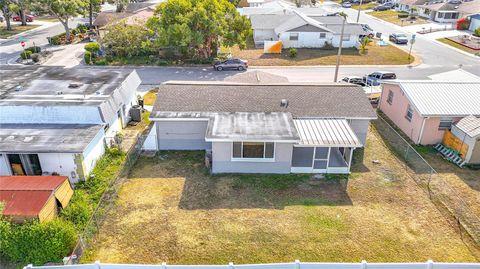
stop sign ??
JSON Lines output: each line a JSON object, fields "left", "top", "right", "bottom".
{"left": 20, "top": 41, "right": 25, "bottom": 47}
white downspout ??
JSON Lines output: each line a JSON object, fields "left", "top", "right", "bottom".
{"left": 417, "top": 117, "right": 428, "bottom": 144}
{"left": 348, "top": 147, "right": 354, "bottom": 173}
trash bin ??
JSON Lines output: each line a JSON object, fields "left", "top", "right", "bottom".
{"left": 129, "top": 105, "right": 142, "bottom": 122}
{"left": 375, "top": 32, "right": 382, "bottom": 39}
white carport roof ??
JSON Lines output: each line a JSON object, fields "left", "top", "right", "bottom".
{"left": 293, "top": 119, "right": 362, "bottom": 147}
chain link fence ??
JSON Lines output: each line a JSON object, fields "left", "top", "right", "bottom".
{"left": 373, "top": 114, "right": 480, "bottom": 256}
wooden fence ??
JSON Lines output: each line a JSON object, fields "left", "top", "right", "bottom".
{"left": 24, "top": 260, "right": 480, "bottom": 269}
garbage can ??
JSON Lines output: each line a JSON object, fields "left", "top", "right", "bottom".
{"left": 129, "top": 105, "right": 142, "bottom": 122}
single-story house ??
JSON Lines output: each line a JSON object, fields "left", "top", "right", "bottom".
{"left": 0, "top": 176, "right": 73, "bottom": 223}
{"left": 447, "top": 115, "right": 480, "bottom": 164}
{"left": 0, "top": 66, "right": 141, "bottom": 183}
{"left": 396, "top": 0, "right": 428, "bottom": 13}
{"left": 250, "top": 10, "right": 366, "bottom": 48}
{"left": 468, "top": 13, "right": 480, "bottom": 31}
{"left": 414, "top": 0, "right": 480, "bottom": 23}
{"left": 93, "top": 2, "right": 156, "bottom": 35}
{"left": 379, "top": 74, "right": 480, "bottom": 145}
{"left": 144, "top": 82, "right": 376, "bottom": 174}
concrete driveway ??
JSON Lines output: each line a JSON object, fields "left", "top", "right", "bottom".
{"left": 43, "top": 43, "right": 85, "bottom": 68}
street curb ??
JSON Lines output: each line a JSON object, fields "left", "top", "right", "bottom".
{"left": 0, "top": 21, "right": 59, "bottom": 45}
{"left": 430, "top": 38, "right": 480, "bottom": 59}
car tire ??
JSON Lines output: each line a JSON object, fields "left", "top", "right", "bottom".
{"left": 216, "top": 66, "right": 223, "bottom": 71}
{"left": 238, "top": 66, "right": 244, "bottom": 71}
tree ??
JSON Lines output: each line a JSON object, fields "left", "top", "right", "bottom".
{"left": 359, "top": 36, "right": 370, "bottom": 54}
{"left": 39, "top": 0, "right": 88, "bottom": 41}
{"left": 102, "top": 21, "right": 153, "bottom": 57}
{"left": 14, "top": 0, "right": 30, "bottom": 26}
{"left": 0, "top": 0, "right": 16, "bottom": 31}
{"left": 147, "top": 0, "right": 251, "bottom": 59}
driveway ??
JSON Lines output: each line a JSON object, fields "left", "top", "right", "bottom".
{"left": 43, "top": 43, "right": 85, "bottom": 68}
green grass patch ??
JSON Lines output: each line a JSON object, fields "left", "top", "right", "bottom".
{"left": 0, "top": 25, "right": 39, "bottom": 39}
{"left": 437, "top": 38, "right": 480, "bottom": 56}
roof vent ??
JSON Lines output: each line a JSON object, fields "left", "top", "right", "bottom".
{"left": 68, "top": 82, "right": 83, "bottom": 88}
{"left": 280, "top": 99, "right": 289, "bottom": 108}
{"left": 56, "top": 90, "right": 63, "bottom": 95}
{"left": 15, "top": 85, "right": 23, "bottom": 91}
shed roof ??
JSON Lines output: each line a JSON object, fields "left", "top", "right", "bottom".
{"left": 0, "top": 124, "right": 103, "bottom": 153}
{"left": 293, "top": 119, "right": 362, "bottom": 147}
{"left": 427, "top": 69, "right": 480, "bottom": 82}
{"left": 151, "top": 82, "right": 377, "bottom": 119}
{"left": 0, "top": 176, "right": 70, "bottom": 218}
{"left": 205, "top": 112, "right": 300, "bottom": 142}
{"left": 383, "top": 81, "right": 480, "bottom": 117}
{"left": 455, "top": 115, "right": 480, "bottom": 138}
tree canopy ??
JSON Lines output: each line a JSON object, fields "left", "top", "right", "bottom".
{"left": 38, "top": 0, "right": 89, "bottom": 39}
{"left": 146, "top": 0, "right": 251, "bottom": 59}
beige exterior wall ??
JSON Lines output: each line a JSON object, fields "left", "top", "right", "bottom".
{"left": 38, "top": 195, "right": 58, "bottom": 223}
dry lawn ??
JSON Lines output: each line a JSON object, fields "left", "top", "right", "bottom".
{"left": 437, "top": 38, "right": 480, "bottom": 56}
{"left": 228, "top": 41, "right": 414, "bottom": 66}
{"left": 0, "top": 25, "right": 38, "bottom": 38}
{"left": 367, "top": 10, "right": 428, "bottom": 26}
{"left": 83, "top": 127, "right": 478, "bottom": 264}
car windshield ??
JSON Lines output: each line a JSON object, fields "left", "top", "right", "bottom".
{"left": 396, "top": 34, "right": 407, "bottom": 38}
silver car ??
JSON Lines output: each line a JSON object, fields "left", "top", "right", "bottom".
{"left": 213, "top": 58, "right": 248, "bottom": 71}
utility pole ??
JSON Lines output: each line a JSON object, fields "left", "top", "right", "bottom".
{"left": 356, "top": 0, "right": 363, "bottom": 22}
{"left": 408, "top": 33, "right": 416, "bottom": 60}
{"left": 89, "top": 0, "right": 93, "bottom": 29}
{"left": 333, "top": 13, "right": 347, "bottom": 82}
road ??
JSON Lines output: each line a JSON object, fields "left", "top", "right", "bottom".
{"left": 1, "top": 3, "right": 479, "bottom": 84}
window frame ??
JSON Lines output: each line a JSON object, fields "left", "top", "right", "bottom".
{"left": 405, "top": 105, "right": 414, "bottom": 122}
{"left": 319, "top": 32, "right": 326, "bottom": 39}
{"left": 289, "top": 33, "right": 299, "bottom": 41}
{"left": 387, "top": 90, "right": 394, "bottom": 105}
{"left": 232, "top": 141, "right": 275, "bottom": 161}
{"left": 438, "top": 118, "right": 453, "bottom": 130}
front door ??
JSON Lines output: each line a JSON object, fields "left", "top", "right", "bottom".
{"left": 7, "top": 154, "right": 42, "bottom": 176}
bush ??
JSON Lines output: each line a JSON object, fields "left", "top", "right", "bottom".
{"left": 84, "top": 42, "right": 100, "bottom": 53}
{"left": 60, "top": 190, "right": 93, "bottom": 230}
{"left": 398, "top": 13, "right": 409, "bottom": 18}
{"left": 0, "top": 218, "right": 76, "bottom": 265}
{"left": 94, "top": 58, "right": 108, "bottom": 65}
{"left": 474, "top": 27, "right": 480, "bottom": 37}
{"left": 288, "top": 48, "right": 298, "bottom": 58}
{"left": 26, "top": 46, "right": 41, "bottom": 53}
{"left": 84, "top": 51, "right": 92, "bottom": 64}
{"left": 31, "top": 53, "right": 41, "bottom": 63}
{"left": 21, "top": 50, "right": 32, "bottom": 60}
{"left": 76, "top": 24, "right": 88, "bottom": 34}
{"left": 322, "top": 41, "right": 335, "bottom": 50}
{"left": 156, "top": 59, "right": 169, "bottom": 65}
{"left": 71, "top": 28, "right": 78, "bottom": 35}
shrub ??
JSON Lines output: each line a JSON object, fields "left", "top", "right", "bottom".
{"left": 0, "top": 218, "right": 76, "bottom": 265}
{"left": 398, "top": 13, "right": 409, "bottom": 18}
{"left": 21, "top": 50, "right": 32, "bottom": 60}
{"left": 26, "top": 46, "right": 41, "bottom": 53}
{"left": 456, "top": 18, "right": 470, "bottom": 30}
{"left": 156, "top": 59, "right": 169, "bottom": 65}
{"left": 84, "top": 51, "right": 92, "bottom": 64}
{"left": 84, "top": 42, "right": 100, "bottom": 53}
{"left": 288, "top": 47, "right": 298, "bottom": 58}
{"left": 76, "top": 24, "right": 88, "bottom": 34}
{"left": 71, "top": 28, "right": 78, "bottom": 35}
{"left": 31, "top": 53, "right": 41, "bottom": 63}
{"left": 322, "top": 41, "right": 335, "bottom": 50}
{"left": 474, "top": 27, "right": 480, "bottom": 37}
{"left": 60, "top": 190, "right": 93, "bottom": 230}
{"left": 95, "top": 58, "right": 108, "bottom": 65}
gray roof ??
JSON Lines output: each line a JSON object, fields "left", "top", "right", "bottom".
{"left": 205, "top": 112, "right": 300, "bottom": 142}
{"left": 0, "top": 124, "right": 103, "bottom": 153}
{"left": 0, "top": 66, "right": 141, "bottom": 124}
{"left": 455, "top": 115, "right": 480, "bottom": 138}
{"left": 151, "top": 82, "right": 377, "bottom": 119}
{"left": 274, "top": 11, "right": 332, "bottom": 34}
{"left": 224, "top": 71, "right": 289, "bottom": 84}
{"left": 250, "top": 14, "right": 295, "bottom": 29}
{"left": 294, "top": 118, "right": 362, "bottom": 147}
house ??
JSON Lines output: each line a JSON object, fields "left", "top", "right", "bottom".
{"left": 468, "top": 13, "right": 480, "bottom": 31}
{"left": 250, "top": 10, "right": 366, "bottom": 48}
{"left": 0, "top": 176, "right": 73, "bottom": 223}
{"left": 411, "top": 0, "right": 480, "bottom": 23}
{"left": 144, "top": 82, "right": 376, "bottom": 174}
{"left": 447, "top": 115, "right": 480, "bottom": 164}
{"left": 0, "top": 66, "right": 141, "bottom": 183}
{"left": 93, "top": 2, "right": 156, "bottom": 33}
{"left": 378, "top": 72, "right": 480, "bottom": 145}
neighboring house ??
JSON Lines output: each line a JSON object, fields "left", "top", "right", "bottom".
{"left": 93, "top": 2, "right": 156, "bottom": 34}
{"left": 414, "top": 0, "right": 480, "bottom": 23}
{"left": 145, "top": 82, "right": 376, "bottom": 174}
{"left": 250, "top": 11, "right": 366, "bottom": 48}
{"left": 0, "top": 176, "right": 73, "bottom": 223}
{"left": 396, "top": 0, "right": 428, "bottom": 13}
{"left": 448, "top": 115, "right": 480, "bottom": 164}
{"left": 379, "top": 75, "right": 480, "bottom": 145}
{"left": 0, "top": 66, "right": 141, "bottom": 183}
{"left": 468, "top": 13, "right": 480, "bottom": 31}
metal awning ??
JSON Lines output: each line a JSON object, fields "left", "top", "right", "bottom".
{"left": 293, "top": 119, "right": 362, "bottom": 147}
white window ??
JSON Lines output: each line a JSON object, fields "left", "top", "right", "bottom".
{"left": 319, "top": 32, "right": 326, "bottom": 38}
{"left": 387, "top": 90, "right": 394, "bottom": 105}
{"left": 405, "top": 105, "right": 413, "bottom": 122}
{"left": 289, "top": 33, "right": 299, "bottom": 41}
{"left": 438, "top": 118, "right": 453, "bottom": 130}
{"left": 232, "top": 142, "right": 275, "bottom": 159}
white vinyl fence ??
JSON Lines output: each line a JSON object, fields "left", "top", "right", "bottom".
{"left": 24, "top": 260, "right": 480, "bottom": 269}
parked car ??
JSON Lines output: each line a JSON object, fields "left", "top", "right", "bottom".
{"left": 341, "top": 76, "right": 367, "bottom": 86}
{"left": 389, "top": 33, "right": 409, "bottom": 44}
{"left": 12, "top": 15, "right": 34, "bottom": 22}
{"left": 364, "top": 71, "right": 397, "bottom": 86}
{"left": 213, "top": 58, "right": 248, "bottom": 71}
{"left": 373, "top": 4, "right": 391, "bottom": 11}
{"left": 342, "top": 1, "right": 352, "bottom": 7}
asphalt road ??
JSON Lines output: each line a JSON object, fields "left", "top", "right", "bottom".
{"left": 1, "top": 4, "right": 479, "bottom": 84}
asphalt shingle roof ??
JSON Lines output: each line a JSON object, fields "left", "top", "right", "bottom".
{"left": 151, "top": 82, "right": 377, "bottom": 119}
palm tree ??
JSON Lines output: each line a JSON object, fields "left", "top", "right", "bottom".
{"left": 333, "top": 12, "right": 347, "bottom": 82}
{"left": 359, "top": 37, "right": 370, "bottom": 54}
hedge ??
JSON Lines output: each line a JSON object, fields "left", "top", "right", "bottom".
{"left": 84, "top": 42, "right": 100, "bottom": 53}
{"left": 84, "top": 51, "right": 92, "bottom": 65}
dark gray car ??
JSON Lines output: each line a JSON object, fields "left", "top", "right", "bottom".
{"left": 214, "top": 58, "right": 248, "bottom": 71}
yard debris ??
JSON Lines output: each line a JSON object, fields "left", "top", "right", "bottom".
{"left": 372, "top": 159, "right": 381, "bottom": 164}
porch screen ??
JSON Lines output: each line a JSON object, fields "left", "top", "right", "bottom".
{"left": 292, "top": 147, "right": 314, "bottom": 167}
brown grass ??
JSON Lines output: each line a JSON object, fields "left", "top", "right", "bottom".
{"left": 228, "top": 40, "right": 414, "bottom": 66}
{"left": 437, "top": 38, "right": 480, "bottom": 56}
{"left": 0, "top": 25, "right": 38, "bottom": 38}
{"left": 367, "top": 10, "right": 429, "bottom": 26}
{"left": 82, "top": 126, "right": 477, "bottom": 264}
{"left": 143, "top": 90, "right": 158, "bottom": 106}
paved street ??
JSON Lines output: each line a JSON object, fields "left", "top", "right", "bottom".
{"left": 1, "top": 2, "right": 478, "bottom": 84}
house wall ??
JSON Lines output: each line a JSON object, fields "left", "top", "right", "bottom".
{"left": 156, "top": 120, "right": 212, "bottom": 150}
{"left": 279, "top": 32, "right": 358, "bottom": 48}
{"left": 38, "top": 195, "right": 58, "bottom": 223}
{"left": 82, "top": 129, "right": 106, "bottom": 178}
{"left": 433, "top": 11, "right": 460, "bottom": 23}
{"left": 37, "top": 153, "right": 79, "bottom": 182}
{"left": 470, "top": 139, "right": 480, "bottom": 164}
{"left": 142, "top": 123, "right": 158, "bottom": 150}
{"left": 211, "top": 142, "right": 293, "bottom": 174}
{"left": 469, "top": 17, "right": 480, "bottom": 31}
{"left": 348, "top": 119, "right": 370, "bottom": 146}
{"left": 253, "top": 29, "right": 277, "bottom": 46}
{"left": 451, "top": 125, "right": 477, "bottom": 163}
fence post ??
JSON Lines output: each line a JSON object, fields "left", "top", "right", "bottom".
{"left": 95, "top": 260, "right": 101, "bottom": 269}
{"left": 162, "top": 262, "right": 167, "bottom": 269}
{"left": 229, "top": 262, "right": 234, "bottom": 269}
{"left": 295, "top": 259, "right": 300, "bottom": 269}
{"left": 426, "top": 260, "right": 433, "bottom": 269}
{"left": 404, "top": 146, "right": 409, "bottom": 170}
{"left": 361, "top": 260, "right": 367, "bottom": 269}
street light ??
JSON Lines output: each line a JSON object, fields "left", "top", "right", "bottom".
{"left": 356, "top": 0, "right": 363, "bottom": 22}
{"left": 334, "top": 12, "right": 347, "bottom": 82}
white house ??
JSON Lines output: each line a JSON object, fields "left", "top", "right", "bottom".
{"left": 0, "top": 66, "right": 141, "bottom": 183}
{"left": 397, "top": 0, "right": 480, "bottom": 23}
{"left": 250, "top": 10, "right": 366, "bottom": 48}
